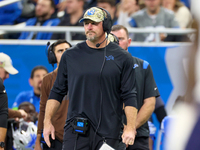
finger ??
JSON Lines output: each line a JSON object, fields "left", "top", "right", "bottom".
{"left": 44, "top": 133, "right": 51, "bottom": 147}
{"left": 51, "top": 130, "right": 55, "bottom": 140}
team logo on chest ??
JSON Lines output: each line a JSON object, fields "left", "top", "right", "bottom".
{"left": 105, "top": 55, "right": 114, "bottom": 61}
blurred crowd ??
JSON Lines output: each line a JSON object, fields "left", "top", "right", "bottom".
{"left": 0, "top": 0, "right": 194, "bottom": 42}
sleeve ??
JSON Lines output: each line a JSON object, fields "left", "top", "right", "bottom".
{"left": 8, "top": 109, "right": 22, "bottom": 118}
{"left": 121, "top": 53, "right": 137, "bottom": 108}
{"left": 175, "top": 7, "right": 192, "bottom": 28}
{"left": 37, "top": 75, "right": 51, "bottom": 135}
{"left": 49, "top": 52, "right": 68, "bottom": 102}
{"left": 0, "top": 91, "right": 8, "bottom": 128}
{"left": 144, "top": 61, "right": 160, "bottom": 99}
{"left": 117, "top": 11, "right": 137, "bottom": 27}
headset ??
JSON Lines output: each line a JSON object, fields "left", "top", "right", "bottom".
{"left": 96, "top": 7, "right": 113, "bottom": 34}
{"left": 47, "top": 42, "right": 57, "bottom": 65}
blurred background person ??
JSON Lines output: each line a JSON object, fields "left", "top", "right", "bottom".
{"left": 0, "top": 0, "right": 22, "bottom": 25}
{"left": 97, "top": 0, "right": 118, "bottom": 25}
{"left": 162, "top": 0, "right": 192, "bottom": 28}
{"left": 18, "top": 102, "right": 38, "bottom": 123}
{"left": 116, "top": 0, "right": 140, "bottom": 26}
{"left": 18, "top": 0, "right": 60, "bottom": 40}
{"left": 51, "top": 0, "right": 86, "bottom": 40}
{"left": 12, "top": 66, "right": 48, "bottom": 113}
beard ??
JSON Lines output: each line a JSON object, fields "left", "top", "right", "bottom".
{"left": 86, "top": 31, "right": 98, "bottom": 42}
{"left": 36, "top": 11, "right": 49, "bottom": 20}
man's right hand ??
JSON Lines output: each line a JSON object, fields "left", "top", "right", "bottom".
{"left": 34, "top": 134, "right": 42, "bottom": 150}
{"left": 43, "top": 120, "right": 55, "bottom": 148}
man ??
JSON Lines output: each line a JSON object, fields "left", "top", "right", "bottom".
{"left": 34, "top": 40, "right": 72, "bottom": 150}
{"left": 12, "top": 66, "right": 48, "bottom": 113}
{"left": 97, "top": 0, "right": 117, "bottom": 24}
{"left": 44, "top": 7, "right": 138, "bottom": 149}
{"left": 111, "top": 25, "right": 160, "bottom": 150}
{"left": 129, "top": 0, "right": 179, "bottom": 42}
{"left": 18, "top": 102, "right": 38, "bottom": 123}
{"left": 19, "top": 0, "right": 60, "bottom": 40}
{"left": 51, "top": 0, "right": 86, "bottom": 40}
{"left": 0, "top": 53, "right": 27, "bottom": 150}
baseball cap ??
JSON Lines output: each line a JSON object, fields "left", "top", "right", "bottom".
{"left": 0, "top": 53, "right": 18, "bottom": 75}
{"left": 79, "top": 7, "right": 105, "bottom": 23}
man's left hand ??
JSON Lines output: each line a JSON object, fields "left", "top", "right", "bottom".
{"left": 121, "top": 127, "right": 136, "bottom": 146}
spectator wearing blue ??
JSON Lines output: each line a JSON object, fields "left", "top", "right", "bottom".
{"left": 0, "top": 0, "right": 22, "bottom": 25}
{"left": 12, "top": 66, "right": 48, "bottom": 113}
{"left": 51, "top": 0, "right": 86, "bottom": 40}
{"left": 19, "top": 0, "right": 60, "bottom": 40}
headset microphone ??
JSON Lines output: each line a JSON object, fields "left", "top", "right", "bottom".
{"left": 47, "top": 41, "right": 50, "bottom": 46}
{"left": 96, "top": 37, "right": 107, "bottom": 48}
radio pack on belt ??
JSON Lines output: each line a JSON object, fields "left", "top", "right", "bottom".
{"left": 72, "top": 117, "right": 89, "bottom": 135}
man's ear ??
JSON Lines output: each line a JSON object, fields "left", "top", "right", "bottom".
{"left": 128, "top": 38, "right": 132, "bottom": 47}
{"left": 29, "top": 78, "right": 33, "bottom": 86}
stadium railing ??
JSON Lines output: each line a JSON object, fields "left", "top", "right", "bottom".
{"left": 0, "top": 26, "right": 196, "bottom": 46}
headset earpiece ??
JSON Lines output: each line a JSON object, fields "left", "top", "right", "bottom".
{"left": 96, "top": 7, "right": 112, "bottom": 34}
{"left": 47, "top": 43, "right": 57, "bottom": 65}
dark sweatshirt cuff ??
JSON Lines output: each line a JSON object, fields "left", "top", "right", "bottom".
{"left": 124, "top": 97, "right": 137, "bottom": 109}
{"left": 48, "top": 90, "right": 64, "bottom": 103}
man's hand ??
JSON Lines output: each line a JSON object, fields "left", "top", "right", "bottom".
{"left": 15, "top": 109, "right": 27, "bottom": 121}
{"left": 18, "top": 109, "right": 27, "bottom": 119}
{"left": 43, "top": 120, "right": 55, "bottom": 148}
{"left": 121, "top": 126, "right": 136, "bottom": 146}
{"left": 34, "top": 134, "right": 42, "bottom": 150}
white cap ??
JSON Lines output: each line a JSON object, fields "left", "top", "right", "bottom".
{"left": 0, "top": 53, "right": 18, "bottom": 75}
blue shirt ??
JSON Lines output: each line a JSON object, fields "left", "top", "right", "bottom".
{"left": 12, "top": 90, "right": 40, "bottom": 113}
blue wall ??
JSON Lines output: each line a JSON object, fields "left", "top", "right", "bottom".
{"left": 0, "top": 44, "right": 54, "bottom": 108}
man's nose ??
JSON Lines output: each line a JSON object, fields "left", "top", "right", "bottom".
{"left": 87, "top": 23, "right": 93, "bottom": 29}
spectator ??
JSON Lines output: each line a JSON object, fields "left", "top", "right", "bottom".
{"left": 115, "top": 0, "right": 140, "bottom": 26}
{"left": 162, "top": 0, "right": 192, "bottom": 28}
{"left": 51, "top": 0, "right": 86, "bottom": 40}
{"left": 84, "top": 0, "right": 97, "bottom": 10}
{"left": 19, "top": 0, "right": 60, "bottom": 40}
{"left": 12, "top": 66, "right": 48, "bottom": 113}
{"left": 97, "top": 0, "right": 118, "bottom": 24}
{"left": 129, "top": 0, "right": 180, "bottom": 42}
{"left": 0, "top": 0, "right": 22, "bottom": 25}
{"left": 18, "top": 102, "right": 38, "bottom": 123}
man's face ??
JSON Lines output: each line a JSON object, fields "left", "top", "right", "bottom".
{"left": 19, "top": 105, "right": 37, "bottom": 122}
{"left": 97, "top": 3, "right": 115, "bottom": 19}
{"left": 111, "top": 29, "right": 131, "bottom": 51}
{"left": 35, "top": 0, "right": 53, "bottom": 18}
{"left": 54, "top": 43, "right": 71, "bottom": 64}
{"left": 84, "top": 20, "right": 104, "bottom": 42}
{"left": 29, "top": 69, "right": 47, "bottom": 92}
{"left": 145, "top": 0, "right": 161, "bottom": 13}
{"left": 0, "top": 67, "right": 9, "bottom": 82}
{"left": 66, "top": 0, "right": 83, "bottom": 14}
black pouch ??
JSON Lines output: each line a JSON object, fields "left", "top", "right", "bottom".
{"left": 71, "top": 117, "right": 89, "bottom": 135}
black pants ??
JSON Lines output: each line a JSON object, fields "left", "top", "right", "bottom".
{"left": 126, "top": 136, "right": 149, "bottom": 150}
{"left": 42, "top": 138, "right": 62, "bottom": 150}
{"left": 62, "top": 123, "right": 120, "bottom": 150}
